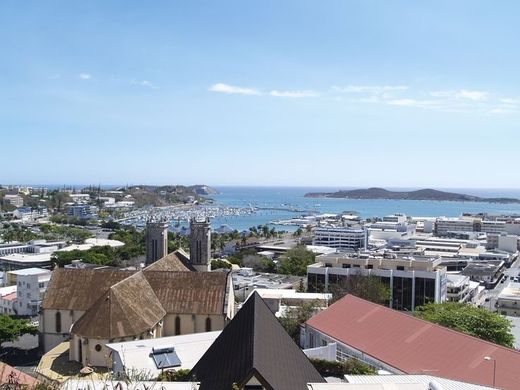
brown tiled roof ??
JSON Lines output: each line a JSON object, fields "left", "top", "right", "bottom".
{"left": 71, "top": 271, "right": 165, "bottom": 339}
{"left": 306, "top": 294, "right": 520, "bottom": 390}
{"left": 144, "top": 249, "right": 195, "bottom": 272}
{"left": 143, "top": 271, "right": 228, "bottom": 315}
{"left": 41, "top": 268, "right": 134, "bottom": 310}
{"left": 190, "top": 292, "right": 324, "bottom": 390}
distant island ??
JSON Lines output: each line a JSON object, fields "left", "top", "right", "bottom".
{"left": 304, "top": 187, "right": 520, "bottom": 204}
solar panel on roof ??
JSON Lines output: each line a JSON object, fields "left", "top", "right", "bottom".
{"left": 151, "top": 347, "right": 181, "bottom": 369}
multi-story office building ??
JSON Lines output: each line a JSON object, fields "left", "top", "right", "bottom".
{"left": 480, "top": 220, "right": 507, "bottom": 234}
{"left": 67, "top": 204, "right": 96, "bottom": 220}
{"left": 435, "top": 217, "right": 478, "bottom": 236}
{"left": 307, "top": 252, "right": 447, "bottom": 311}
{"left": 313, "top": 227, "right": 368, "bottom": 251}
{"left": 435, "top": 217, "right": 507, "bottom": 236}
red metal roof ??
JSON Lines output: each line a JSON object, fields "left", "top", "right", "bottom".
{"left": 306, "top": 295, "right": 520, "bottom": 389}
{"left": 0, "top": 362, "right": 39, "bottom": 387}
{"left": 3, "top": 292, "right": 17, "bottom": 301}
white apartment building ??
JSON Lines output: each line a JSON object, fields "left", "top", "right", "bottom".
{"left": 307, "top": 252, "right": 447, "bottom": 311}
{"left": 313, "top": 227, "right": 368, "bottom": 251}
{"left": 446, "top": 274, "right": 479, "bottom": 303}
{"left": 3, "top": 194, "right": 24, "bottom": 207}
{"left": 6, "top": 268, "right": 52, "bottom": 316}
{"left": 497, "top": 282, "right": 520, "bottom": 317}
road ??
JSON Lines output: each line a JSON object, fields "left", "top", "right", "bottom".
{"left": 481, "top": 256, "right": 520, "bottom": 312}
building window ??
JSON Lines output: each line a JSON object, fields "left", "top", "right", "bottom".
{"left": 366, "top": 265, "right": 373, "bottom": 269}
{"left": 342, "top": 264, "right": 351, "bottom": 268}
{"left": 55, "top": 312, "right": 61, "bottom": 333}
{"left": 175, "top": 316, "right": 181, "bottom": 335}
{"left": 205, "top": 317, "right": 212, "bottom": 332}
{"left": 396, "top": 266, "right": 405, "bottom": 271}
{"left": 95, "top": 344, "right": 102, "bottom": 352}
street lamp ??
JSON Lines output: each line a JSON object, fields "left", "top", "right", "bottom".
{"left": 484, "top": 356, "right": 496, "bottom": 387}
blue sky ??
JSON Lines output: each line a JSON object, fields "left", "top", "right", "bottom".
{"left": 1, "top": 1, "right": 519, "bottom": 188}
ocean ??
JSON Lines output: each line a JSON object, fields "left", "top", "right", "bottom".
{"left": 208, "top": 186, "right": 520, "bottom": 231}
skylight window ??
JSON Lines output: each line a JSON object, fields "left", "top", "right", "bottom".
{"left": 151, "top": 347, "right": 181, "bottom": 369}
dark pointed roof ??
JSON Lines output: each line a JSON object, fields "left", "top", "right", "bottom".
{"left": 189, "top": 292, "right": 324, "bottom": 390}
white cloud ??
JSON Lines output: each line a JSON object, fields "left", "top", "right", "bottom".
{"left": 386, "top": 99, "right": 437, "bottom": 108}
{"left": 209, "top": 83, "right": 260, "bottom": 95}
{"left": 79, "top": 73, "right": 92, "bottom": 80}
{"left": 333, "top": 85, "right": 408, "bottom": 93}
{"left": 455, "top": 89, "right": 488, "bottom": 101}
{"left": 269, "top": 90, "right": 318, "bottom": 98}
{"left": 430, "top": 89, "right": 488, "bottom": 101}
{"left": 488, "top": 108, "right": 515, "bottom": 114}
{"left": 132, "top": 79, "right": 159, "bottom": 89}
{"left": 500, "top": 98, "right": 520, "bottom": 105}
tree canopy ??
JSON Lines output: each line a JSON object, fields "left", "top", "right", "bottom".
{"left": 278, "top": 300, "right": 320, "bottom": 344}
{"left": 0, "top": 315, "right": 38, "bottom": 345}
{"left": 415, "top": 302, "right": 514, "bottom": 348}
{"left": 329, "top": 275, "right": 391, "bottom": 305}
{"left": 278, "top": 245, "right": 316, "bottom": 276}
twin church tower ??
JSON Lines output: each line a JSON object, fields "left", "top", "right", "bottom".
{"left": 145, "top": 217, "right": 211, "bottom": 272}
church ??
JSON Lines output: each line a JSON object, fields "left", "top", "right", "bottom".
{"left": 39, "top": 218, "right": 235, "bottom": 368}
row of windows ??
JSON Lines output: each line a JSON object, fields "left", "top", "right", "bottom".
{"left": 307, "top": 273, "right": 436, "bottom": 311}
{"left": 55, "top": 312, "right": 214, "bottom": 335}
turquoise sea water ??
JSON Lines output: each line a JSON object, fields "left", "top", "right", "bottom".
{"left": 208, "top": 187, "right": 520, "bottom": 231}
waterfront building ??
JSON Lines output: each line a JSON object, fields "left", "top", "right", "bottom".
{"left": 382, "top": 213, "right": 407, "bottom": 223}
{"left": 303, "top": 295, "right": 520, "bottom": 389}
{"left": 189, "top": 217, "right": 211, "bottom": 272}
{"left": 307, "top": 252, "right": 447, "bottom": 311}
{"left": 145, "top": 220, "right": 169, "bottom": 265}
{"left": 313, "top": 226, "right": 368, "bottom": 251}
